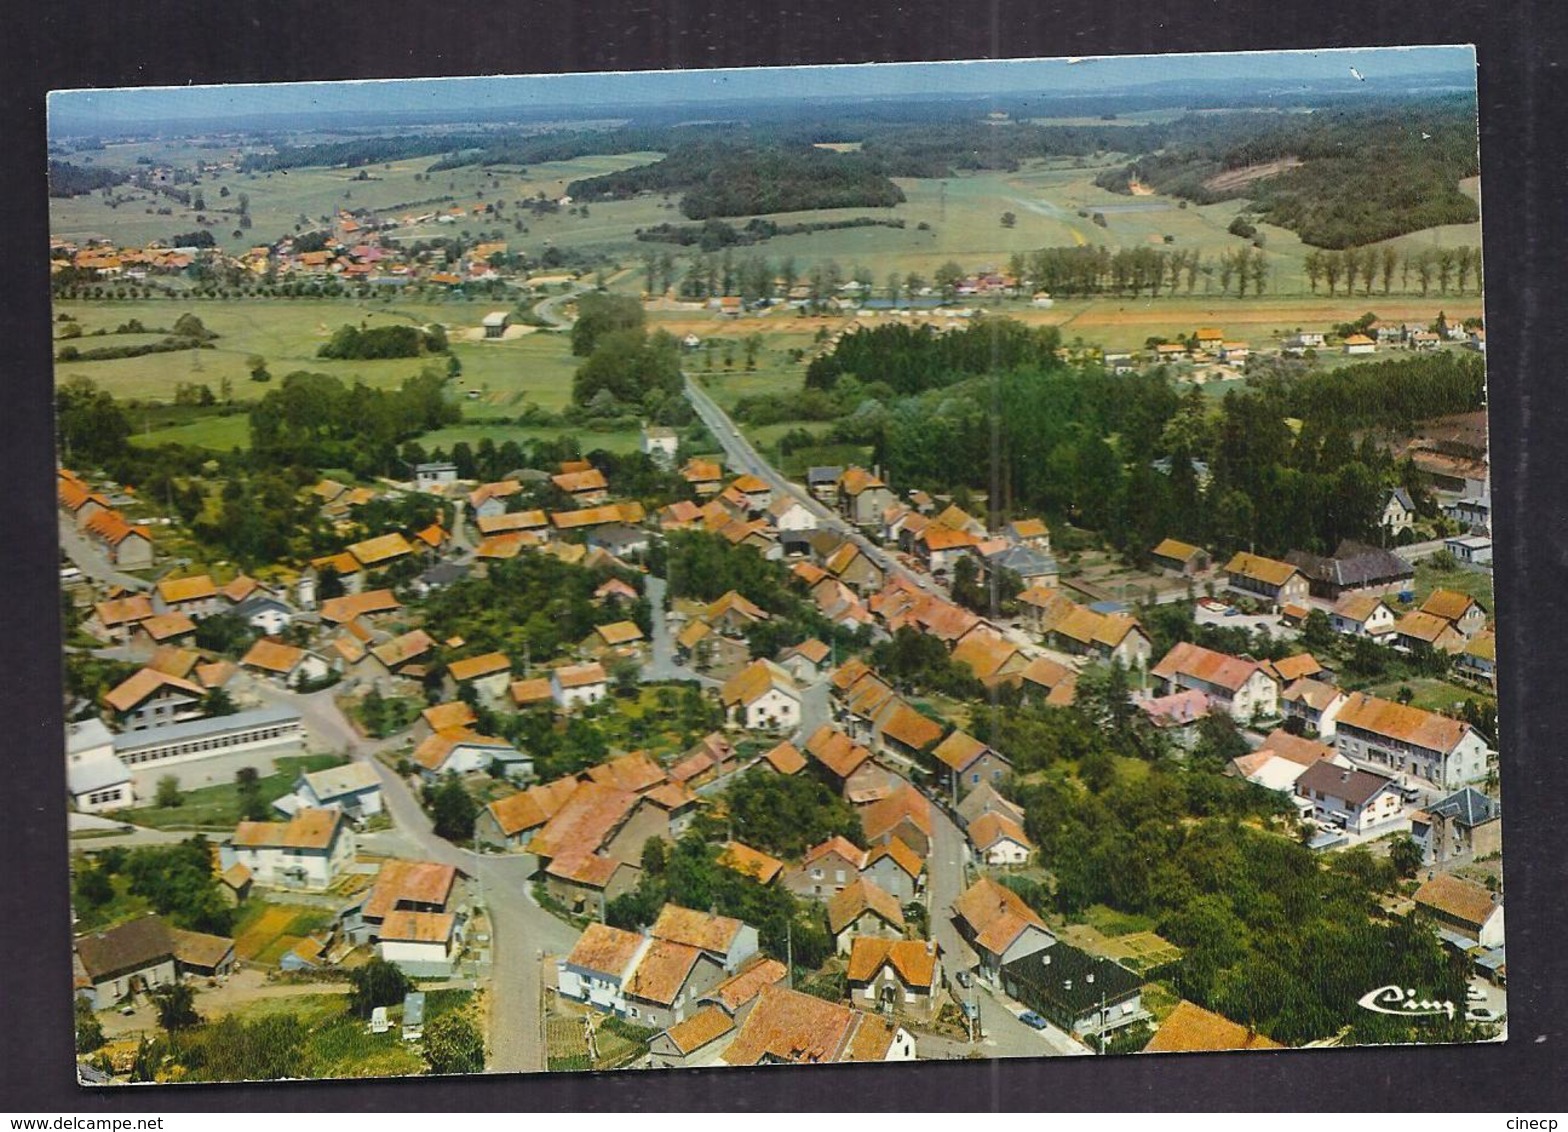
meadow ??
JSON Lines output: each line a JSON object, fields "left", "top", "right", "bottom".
{"left": 55, "top": 142, "right": 1484, "bottom": 459}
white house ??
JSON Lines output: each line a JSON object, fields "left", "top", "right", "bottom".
{"left": 968, "top": 811, "right": 1033, "bottom": 866}
{"left": 231, "top": 593, "right": 296, "bottom": 636}
{"left": 1381, "top": 488, "right": 1416, "bottom": 537}
{"left": 1331, "top": 594, "right": 1399, "bottom": 643}
{"left": 558, "top": 923, "right": 651, "bottom": 1014}
{"left": 413, "top": 728, "right": 529, "bottom": 780}
{"left": 67, "top": 718, "right": 134, "bottom": 814}
{"left": 1333, "top": 692, "right": 1492, "bottom": 790}
{"left": 414, "top": 461, "right": 459, "bottom": 489}
{"left": 552, "top": 662, "right": 609, "bottom": 710}
{"left": 1150, "top": 642, "right": 1280, "bottom": 723}
{"left": 640, "top": 425, "right": 679, "bottom": 467}
{"left": 378, "top": 910, "right": 460, "bottom": 976}
{"left": 1445, "top": 535, "right": 1493, "bottom": 566}
{"left": 1281, "top": 678, "right": 1350, "bottom": 739}
{"left": 277, "top": 761, "right": 383, "bottom": 821}
{"left": 1294, "top": 761, "right": 1405, "bottom": 834}
{"left": 720, "top": 660, "right": 802, "bottom": 731}
{"left": 224, "top": 808, "right": 355, "bottom": 891}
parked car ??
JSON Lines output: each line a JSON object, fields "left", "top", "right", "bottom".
{"left": 1019, "top": 1010, "right": 1049, "bottom": 1030}
{"left": 1466, "top": 986, "right": 1486, "bottom": 1003}
{"left": 954, "top": 969, "right": 972, "bottom": 990}
{"left": 1466, "top": 1007, "right": 1500, "bottom": 1023}
{"left": 961, "top": 1000, "right": 980, "bottom": 1021}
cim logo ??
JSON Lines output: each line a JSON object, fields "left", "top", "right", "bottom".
{"left": 1356, "top": 984, "right": 1456, "bottom": 1020}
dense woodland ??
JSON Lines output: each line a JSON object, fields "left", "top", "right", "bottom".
{"left": 48, "top": 159, "right": 130, "bottom": 197}
{"left": 567, "top": 141, "right": 905, "bottom": 219}
{"left": 804, "top": 319, "right": 1484, "bottom": 560}
{"left": 1094, "top": 98, "right": 1480, "bottom": 248}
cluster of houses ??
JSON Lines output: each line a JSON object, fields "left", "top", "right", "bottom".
{"left": 60, "top": 468, "right": 154, "bottom": 569}
{"left": 54, "top": 213, "right": 535, "bottom": 292}
{"left": 73, "top": 848, "right": 479, "bottom": 1014}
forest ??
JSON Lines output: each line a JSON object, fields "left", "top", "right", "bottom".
{"left": 567, "top": 140, "right": 905, "bottom": 219}
{"left": 48, "top": 159, "right": 129, "bottom": 197}
{"left": 1093, "top": 98, "right": 1479, "bottom": 248}
{"left": 247, "top": 368, "right": 459, "bottom": 470}
{"left": 803, "top": 319, "right": 1482, "bottom": 560}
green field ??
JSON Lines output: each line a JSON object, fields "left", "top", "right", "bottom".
{"left": 50, "top": 152, "right": 668, "bottom": 258}
{"left": 57, "top": 296, "right": 598, "bottom": 451}
{"left": 126, "top": 754, "right": 347, "bottom": 829}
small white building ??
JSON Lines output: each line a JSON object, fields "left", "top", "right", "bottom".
{"left": 720, "top": 660, "right": 802, "bottom": 731}
{"left": 277, "top": 761, "right": 384, "bottom": 821}
{"left": 415, "top": 462, "right": 459, "bottom": 490}
{"left": 67, "top": 718, "right": 134, "bottom": 814}
{"left": 378, "top": 911, "right": 460, "bottom": 976}
{"left": 1445, "top": 535, "right": 1493, "bottom": 566}
{"left": 640, "top": 425, "right": 680, "bottom": 467}
{"left": 552, "top": 662, "right": 609, "bottom": 710}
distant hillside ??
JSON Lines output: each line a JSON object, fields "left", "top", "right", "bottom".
{"left": 1093, "top": 97, "right": 1479, "bottom": 248}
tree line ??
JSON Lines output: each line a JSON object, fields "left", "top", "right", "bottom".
{"left": 1303, "top": 245, "right": 1481, "bottom": 297}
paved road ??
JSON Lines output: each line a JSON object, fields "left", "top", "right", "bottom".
{"left": 920, "top": 792, "right": 1086, "bottom": 1059}
{"left": 241, "top": 676, "right": 578, "bottom": 1075}
{"left": 58, "top": 517, "right": 153, "bottom": 592}
{"left": 683, "top": 376, "right": 927, "bottom": 595}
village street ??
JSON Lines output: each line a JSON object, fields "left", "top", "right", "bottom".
{"left": 58, "top": 516, "right": 153, "bottom": 592}
{"left": 239, "top": 676, "right": 579, "bottom": 1076}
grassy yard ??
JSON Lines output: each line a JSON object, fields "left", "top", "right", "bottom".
{"left": 1363, "top": 676, "right": 1493, "bottom": 715}
{"left": 217, "top": 988, "right": 473, "bottom": 1078}
{"left": 125, "top": 754, "right": 347, "bottom": 830}
{"left": 1411, "top": 559, "right": 1494, "bottom": 611}
{"left": 71, "top": 870, "right": 153, "bottom": 933}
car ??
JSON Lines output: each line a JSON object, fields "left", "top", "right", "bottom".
{"left": 1223, "top": 607, "right": 1241, "bottom": 617}
{"left": 1466, "top": 1007, "right": 1500, "bottom": 1023}
{"left": 960, "top": 1000, "right": 980, "bottom": 1021}
{"left": 954, "top": 969, "right": 972, "bottom": 989}
{"left": 1019, "top": 1010, "right": 1049, "bottom": 1030}
{"left": 1466, "top": 986, "right": 1486, "bottom": 1003}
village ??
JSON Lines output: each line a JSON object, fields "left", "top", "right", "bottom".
{"left": 64, "top": 346, "right": 1503, "bottom": 1076}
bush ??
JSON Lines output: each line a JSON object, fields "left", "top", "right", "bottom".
{"left": 155, "top": 776, "right": 182, "bottom": 808}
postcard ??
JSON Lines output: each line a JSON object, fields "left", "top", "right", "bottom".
{"left": 51, "top": 46, "right": 1499, "bottom": 1085}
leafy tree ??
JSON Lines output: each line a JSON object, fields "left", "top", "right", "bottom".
{"left": 150, "top": 983, "right": 200, "bottom": 1032}
{"left": 75, "top": 861, "right": 114, "bottom": 907}
{"left": 235, "top": 766, "right": 269, "bottom": 822}
{"left": 723, "top": 770, "right": 863, "bottom": 858}
{"left": 1389, "top": 836, "right": 1424, "bottom": 879}
{"left": 122, "top": 836, "right": 232, "bottom": 934}
{"left": 155, "top": 776, "right": 182, "bottom": 808}
{"left": 422, "top": 1011, "right": 486, "bottom": 1074}
{"left": 431, "top": 775, "right": 479, "bottom": 842}
{"left": 570, "top": 292, "right": 645, "bottom": 356}
{"left": 74, "top": 996, "right": 105, "bottom": 1053}
{"left": 56, "top": 376, "right": 131, "bottom": 463}
{"left": 348, "top": 957, "right": 413, "bottom": 1018}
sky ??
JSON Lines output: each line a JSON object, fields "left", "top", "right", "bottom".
{"left": 49, "top": 46, "right": 1475, "bottom": 133}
